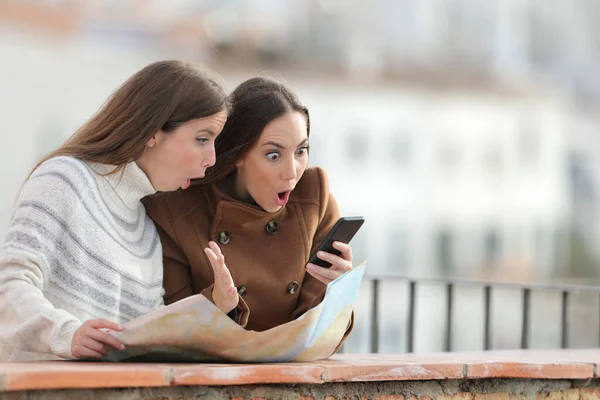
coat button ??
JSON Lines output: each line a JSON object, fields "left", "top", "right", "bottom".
{"left": 287, "top": 281, "right": 299, "bottom": 295}
{"left": 218, "top": 231, "right": 230, "bottom": 245}
{"left": 265, "top": 221, "right": 279, "bottom": 235}
{"left": 237, "top": 285, "right": 247, "bottom": 298}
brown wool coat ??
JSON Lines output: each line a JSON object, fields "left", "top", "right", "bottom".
{"left": 142, "top": 167, "right": 353, "bottom": 350}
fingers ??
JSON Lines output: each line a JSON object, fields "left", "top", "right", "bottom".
{"left": 81, "top": 337, "right": 108, "bottom": 356}
{"left": 204, "top": 246, "right": 218, "bottom": 265}
{"left": 205, "top": 241, "right": 239, "bottom": 314}
{"left": 208, "top": 240, "right": 223, "bottom": 257}
{"left": 88, "top": 319, "right": 125, "bottom": 350}
{"left": 88, "top": 328, "right": 125, "bottom": 351}
{"left": 333, "top": 241, "right": 353, "bottom": 262}
{"left": 307, "top": 262, "right": 344, "bottom": 281}
{"left": 306, "top": 243, "right": 354, "bottom": 285}
{"left": 205, "top": 241, "right": 235, "bottom": 288}
{"left": 306, "top": 268, "right": 330, "bottom": 285}
{"left": 72, "top": 319, "right": 126, "bottom": 359}
{"left": 89, "top": 319, "right": 124, "bottom": 332}
{"left": 204, "top": 241, "right": 224, "bottom": 271}
{"left": 73, "top": 345, "right": 105, "bottom": 359}
{"left": 72, "top": 332, "right": 106, "bottom": 358}
{"left": 314, "top": 249, "right": 353, "bottom": 273}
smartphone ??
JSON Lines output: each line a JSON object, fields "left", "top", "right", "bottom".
{"left": 308, "top": 216, "right": 365, "bottom": 268}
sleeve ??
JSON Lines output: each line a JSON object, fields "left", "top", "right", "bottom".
{"left": 143, "top": 195, "right": 249, "bottom": 327}
{"left": 290, "top": 168, "right": 354, "bottom": 351}
{"left": 0, "top": 166, "right": 84, "bottom": 359}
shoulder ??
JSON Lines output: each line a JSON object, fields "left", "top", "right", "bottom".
{"left": 13, "top": 157, "right": 95, "bottom": 222}
{"left": 290, "top": 166, "right": 330, "bottom": 206}
{"left": 21, "top": 156, "right": 94, "bottom": 201}
{"left": 31, "top": 156, "right": 94, "bottom": 186}
{"left": 142, "top": 184, "right": 210, "bottom": 226}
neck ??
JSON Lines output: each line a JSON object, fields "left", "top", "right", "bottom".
{"left": 92, "top": 162, "right": 157, "bottom": 209}
{"left": 220, "top": 171, "right": 255, "bottom": 205}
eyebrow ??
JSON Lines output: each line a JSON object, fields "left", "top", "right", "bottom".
{"left": 261, "top": 138, "right": 309, "bottom": 149}
{"left": 198, "top": 128, "right": 216, "bottom": 136}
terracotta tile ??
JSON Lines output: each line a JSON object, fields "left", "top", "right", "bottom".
{"left": 172, "top": 363, "right": 324, "bottom": 386}
{"left": 0, "top": 362, "right": 172, "bottom": 391}
{"left": 466, "top": 362, "right": 593, "bottom": 379}
{"left": 319, "top": 358, "right": 464, "bottom": 382}
{"left": 2, "top": 349, "right": 600, "bottom": 392}
{"left": 341, "top": 350, "right": 591, "bottom": 365}
{"left": 376, "top": 396, "right": 404, "bottom": 400}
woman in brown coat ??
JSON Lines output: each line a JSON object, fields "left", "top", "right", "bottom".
{"left": 142, "top": 77, "right": 355, "bottom": 350}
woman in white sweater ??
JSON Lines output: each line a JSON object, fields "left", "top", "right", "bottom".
{"left": 0, "top": 60, "right": 229, "bottom": 361}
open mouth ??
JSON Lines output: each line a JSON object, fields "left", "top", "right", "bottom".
{"left": 182, "top": 174, "right": 206, "bottom": 190}
{"left": 276, "top": 190, "right": 291, "bottom": 205}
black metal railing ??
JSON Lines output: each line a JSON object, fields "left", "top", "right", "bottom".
{"left": 357, "top": 275, "right": 600, "bottom": 353}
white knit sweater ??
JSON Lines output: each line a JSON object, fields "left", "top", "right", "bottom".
{"left": 0, "top": 156, "right": 164, "bottom": 361}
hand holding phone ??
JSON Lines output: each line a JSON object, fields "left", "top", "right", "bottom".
{"left": 308, "top": 216, "right": 365, "bottom": 269}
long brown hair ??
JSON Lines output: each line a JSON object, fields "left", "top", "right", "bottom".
{"left": 31, "top": 60, "right": 228, "bottom": 176}
{"left": 201, "top": 77, "right": 310, "bottom": 184}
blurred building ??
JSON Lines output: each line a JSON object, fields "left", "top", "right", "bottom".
{"left": 1, "top": 0, "right": 600, "bottom": 352}
{"left": 0, "top": 0, "right": 586, "bottom": 280}
{"left": 298, "top": 77, "right": 571, "bottom": 282}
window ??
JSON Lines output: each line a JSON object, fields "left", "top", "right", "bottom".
{"left": 438, "top": 141, "right": 460, "bottom": 171}
{"left": 436, "top": 228, "right": 454, "bottom": 274}
{"left": 518, "top": 116, "right": 540, "bottom": 168}
{"left": 483, "top": 143, "right": 504, "bottom": 176}
{"left": 390, "top": 132, "right": 411, "bottom": 168}
{"left": 387, "top": 224, "right": 411, "bottom": 272}
{"left": 345, "top": 127, "right": 369, "bottom": 164}
{"left": 483, "top": 228, "right": 502, "bottom": 268}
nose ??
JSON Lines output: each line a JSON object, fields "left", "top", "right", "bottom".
{"left": 201, "top": 144, "right": 217, "bottom": 168}
{"left": 281, "top": 158, "right": 299, "bottom": 181}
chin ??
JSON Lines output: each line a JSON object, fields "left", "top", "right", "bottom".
{"left": 260, "top": 203, "right": 282, "bottom": 213}
{"left": 161, "top": 183, "right": 181, "bottom": 192}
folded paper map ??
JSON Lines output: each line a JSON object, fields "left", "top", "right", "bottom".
{"left": 100, "top": 261, "right": 366, "bottom": 362}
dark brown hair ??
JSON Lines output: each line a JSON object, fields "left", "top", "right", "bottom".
{"left": 32, "top": 60, "right": 228, "bottom": 176}
{"left": 201, "top": 77, "right": 310, "bottom": 184}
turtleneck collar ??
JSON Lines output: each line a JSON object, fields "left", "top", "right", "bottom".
{"left": 91, "top": 162, "right": 157, "bottom": 209}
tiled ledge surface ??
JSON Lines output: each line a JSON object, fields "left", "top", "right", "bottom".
{"left": 1, "top": 350, "right": 599, "bottom": 392}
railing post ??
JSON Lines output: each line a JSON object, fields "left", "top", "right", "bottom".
{"left": 445, "top": 283, "right": 453, "bottom": 352}
{"left": 407, "top": 281, "right": 416, "bottom": 353}
{"left": 561, "top": 291, "right": 569, "bottom": 349}
{"left": 370, "top": 279, "right": 379, "bottom": 353}
{"left": 521, "top": 288, "right": 530, "bottom": 349}
{"left": 359, "top": 273, "right": 599, "bottom": 353}
{"left": 484, "top": 285, "right": 492, "bottom": 350}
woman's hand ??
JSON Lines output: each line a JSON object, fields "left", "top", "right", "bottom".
{"left": 71, "top": 319, "right": 125, "bottom": 358}
{"left": 306, "top": 241, "right": 354, "bottom": 285}
{"left": 205, "top": 241, "right": 239, "bottom": 314}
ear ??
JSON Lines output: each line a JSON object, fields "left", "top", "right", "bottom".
{"left": 146, "top": 133, "right": 159, "bottom": 148}
{"left": 235, "top": 159, "right": 244, "bottom": 167}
